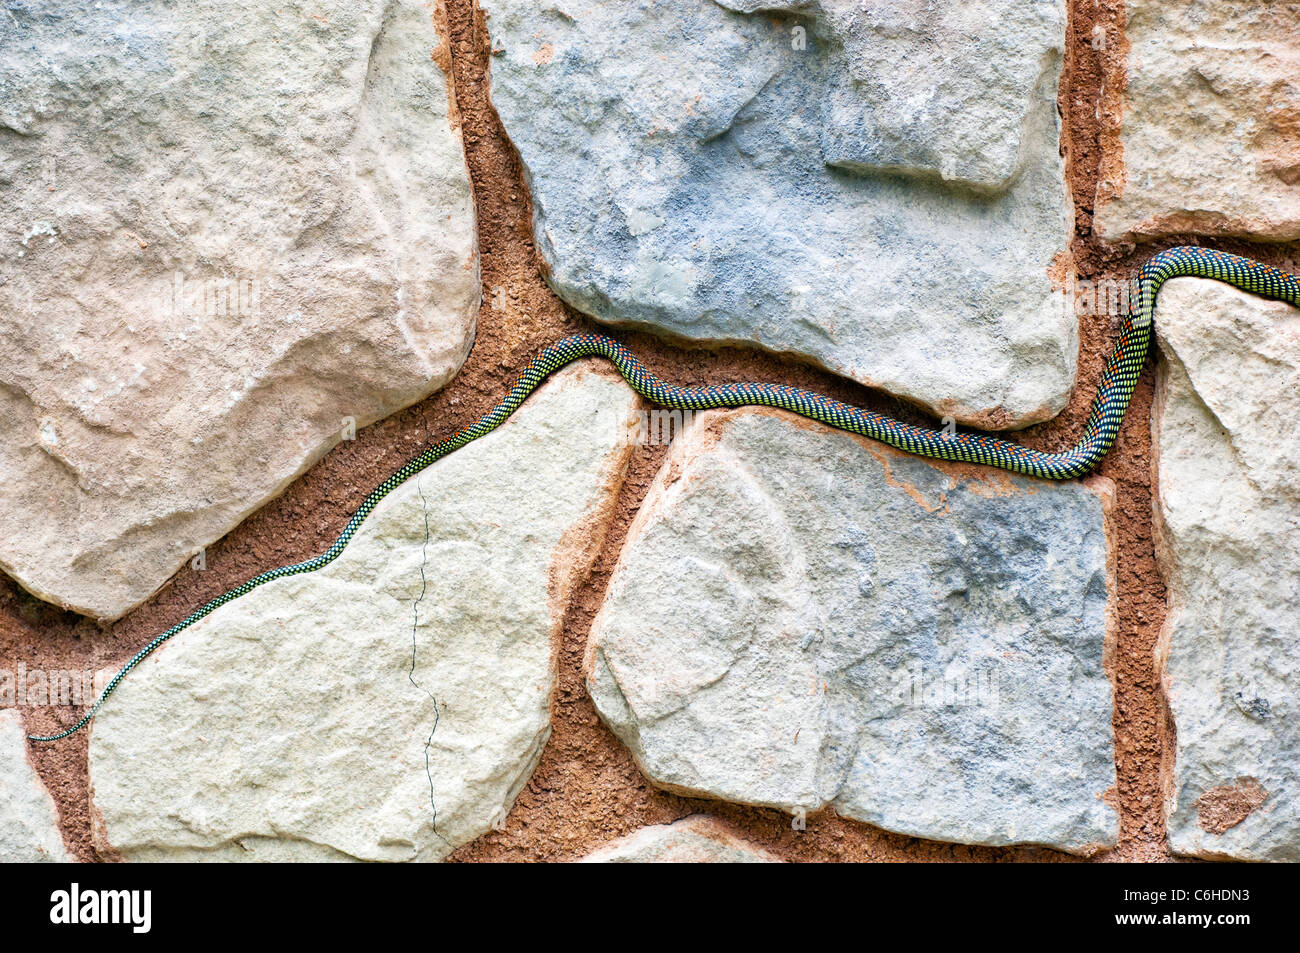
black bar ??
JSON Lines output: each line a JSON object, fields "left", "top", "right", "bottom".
{"left": 0, "top": 861, "right": 1282, "bottom": 941}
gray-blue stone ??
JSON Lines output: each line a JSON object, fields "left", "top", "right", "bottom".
{"left": 586, "top": 408, "right": 1119, "bottom": 853}
{"left": 482, "top": 0, "right": 1074, "bottom": 428}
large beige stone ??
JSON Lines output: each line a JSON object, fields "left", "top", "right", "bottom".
{"left": 1096, "top": 0, "right": 1300, "bottom": 242}
{"left": 88, "top": 365, "right": 637, "bottom": 861}
{"left": 0, "top": 710, "right": 70, "bottom": 862}
{"left": 0, "top": 0, "right": 479, "bottom": 620}
{"left": 1152, "top": 278, "right": 1300, "bottom": 861}
{"left": 587, "top": 408, "right": 1119, "bottom": 854}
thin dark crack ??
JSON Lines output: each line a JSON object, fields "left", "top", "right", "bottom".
{"left": 410, "top": 478, "right": 451, "bottom": 850}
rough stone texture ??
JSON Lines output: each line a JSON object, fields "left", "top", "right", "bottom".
{"left": 1095, "top": 0, "right": 1300, "bottom": 242}
{"left": 1152, "top": 278, "right": 1300, "bottom": 862}
{"left": 0, "top": 0, "right": 479, "bottom": 621}
{"left": 587, "top": 408, "right": 1119, "bottom": 853}
{"left": 579, "top": 815, "right": 780, "bottom": 863}
{"left": 88, "top": 365, "right": 636, "bottom": 862}
{"left": 482, "top": 0, "right": 1075, "bottom": 429}
{"left": 0, "top": 710, "right": 70, "bottom": 862}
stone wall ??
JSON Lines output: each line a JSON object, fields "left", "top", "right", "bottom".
{"left": 1, "top": 0, "right": 1297, "bottom": 862}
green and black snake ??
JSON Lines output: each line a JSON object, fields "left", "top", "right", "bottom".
{"left": 27, "top": 246, "right": 1300, "bottom": 742}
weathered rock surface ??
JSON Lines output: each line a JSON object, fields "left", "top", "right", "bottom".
{"left": 1152, "top": 278, "right": 1300, "bottom": 861}
{"left": 482, "top": 0, "right": 1075, "bottom": 429}
{"left": 579, "top": 815, "right": 780, "bottom": 863}
{"left": 1095, "top": 0, "right": 1300, "bottom": 242}
{"left": 0, "top": 710, "right": 70, "bottom": 862}
{"left": 0, "top": 0, "right": 479, "bottom": 621}
{"left": 88, "top": 365, "right": 637, "bottom": 862}
{"left": 587, "top": 409, "right": 1119, "bottom": 853}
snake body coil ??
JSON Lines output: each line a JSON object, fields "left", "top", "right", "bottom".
{"left": 28, "top": 246, "right": 1300, "bottom": 742}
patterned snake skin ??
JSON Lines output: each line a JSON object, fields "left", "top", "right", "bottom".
{"left": 28, "top": 247, "right": 1300, "bottom": 742}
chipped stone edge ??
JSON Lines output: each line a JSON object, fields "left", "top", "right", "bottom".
{"left": 1148, "top": 328, "right": 1184, "bottom": 838}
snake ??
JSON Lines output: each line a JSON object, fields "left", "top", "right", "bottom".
{"left": 26, "top": 246, "right": 1300, "bottom": 742}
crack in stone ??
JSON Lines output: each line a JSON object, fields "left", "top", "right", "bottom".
{"left": 410, "top": 477, "right": 451, "bottom": 851}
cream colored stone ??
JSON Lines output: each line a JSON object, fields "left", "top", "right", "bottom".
{"left": 0, "top": 710, "right": 70, "bottom": 862}
{"left": 579, "top": 816, "right": 780, "bottom": 863}
{"left": 1096, "top": 0, "right": 1300, "bottom": 242}
{"left": 1152, "top": 278, "right": 1300, "bottom": 861}
{"left": 88, "top": 365, "right": 637, "bottom": 861}
{"left": 0, "top": 0, "right": 479, "bottom": 620}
